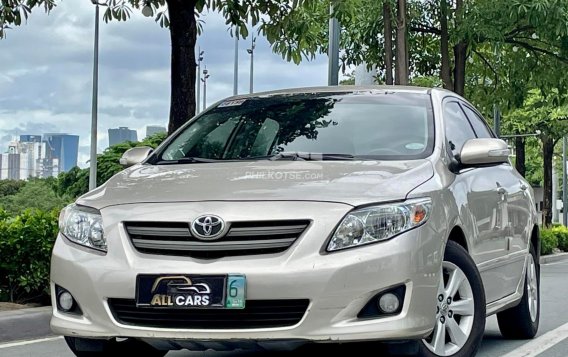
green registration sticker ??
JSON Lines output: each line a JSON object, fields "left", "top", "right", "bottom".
{"left": 226, "top": 275, "right": 246, "bottom": 309}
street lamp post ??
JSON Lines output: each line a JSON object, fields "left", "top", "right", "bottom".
{"left": 201, "top": 68, "right": 210, "bottom": 111}
{"left": 233, "top": 28, "right": 239, "bottom": 95}
{"left": 247, "top": 36, "right": 256, "bottom": 94}
{"left": 196, "top": 48, "right": 204, "bottom": 114}
{"left": 328, "top": 4, "right": 340, "bottom": 86}
{"left": 89, "top": 0, "right": 104, "bottom": 191}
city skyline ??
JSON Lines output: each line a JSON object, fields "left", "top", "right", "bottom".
{"left": 0, "top": 2, "right": 328, "bottom": 169}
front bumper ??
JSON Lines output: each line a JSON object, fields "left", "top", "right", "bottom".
{"left": 51, "top": 201, "right": 443, "bottom": 343}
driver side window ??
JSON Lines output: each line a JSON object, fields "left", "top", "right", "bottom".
{"left": 443, "top": 101, "right": 476, "bottom": 157}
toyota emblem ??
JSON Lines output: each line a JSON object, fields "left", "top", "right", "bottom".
{"left": 191, "top": 215, "right": 226, "bottom": 240}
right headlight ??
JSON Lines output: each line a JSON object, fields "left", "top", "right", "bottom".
{"left": 59, "top": 204, "right": 106, "bottom": 252}
{"left": 327, "top": 198, "right": 432, "bottom": 252}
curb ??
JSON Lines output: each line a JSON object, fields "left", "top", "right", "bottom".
{"left": 540, "top": 252, "right": 568, "bottom": 264}
{"left": 0, "top": 306, "right": 53, "bottom": 343}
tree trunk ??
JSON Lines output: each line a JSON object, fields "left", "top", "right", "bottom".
{"left": 542, "top": 135, "right": 554, "bottom": 227}
{"left": 383, "top": 1, "right": 394, "bottom": 85}
{"left": 452, "top": 0, "right": 467, "bottom": 96}
{"left": 440, "top": 0, "right": 452, "bottom": 90}
{"left": 515, "top": 136, "right": 526, "bottom": 177}
{"left": 167, "top": 0, "right": 198, "bottom": 134}
{"left": 395, "top": 0, "right": 408, "bottom": 85}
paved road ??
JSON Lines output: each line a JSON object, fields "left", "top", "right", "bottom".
{"left": 2, "top": 260, "right": 567, "bottom": 357}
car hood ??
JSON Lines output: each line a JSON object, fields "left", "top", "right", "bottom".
{"left": 77, "top": 160, "right": 434, "bottom": 209}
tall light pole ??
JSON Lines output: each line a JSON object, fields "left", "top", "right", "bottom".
{"left": 89, "top": 0, "right": 104, "bottom": 191}
{"left": 247, "top": 35, "right": 256, "bottom": 94}
{"left": 201, "top": 68, "right": 210, "bottom": 110}
{"left": 563, "top": 136, "right": 567, "bottom": 226}
{"left": 233, "top": 28, "right": 239, "bottom": 95}
{"left": 328, "top": 4, "right": 340, "bottom": 86}
{"left": 196, "top": 48, "right": 204, "bottom": 114}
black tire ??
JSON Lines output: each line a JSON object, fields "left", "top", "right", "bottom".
{"left": 496, "top": 243, "right": 540, "bottom": 339}
{"left": 418, "top": 241, "right": 486, "bottom": 357}
{"left": 64, "top": 336, "right": 167, "bottom": 357}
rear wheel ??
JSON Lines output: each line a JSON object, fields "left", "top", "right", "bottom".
{"left": 64, "top": 336, "right": 167, "bottom": 357}
{"left": 496, "top": 244, "right": 540, "bottom": 339}
{"left": 418, "top": 241, "right": 486, "bottom": 357}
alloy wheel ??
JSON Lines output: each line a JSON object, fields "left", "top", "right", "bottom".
{"left": 423, "top": 261, "right": 475, "bottom": 356}
{"left": 527, "top": 254, "right": 539, "bottom": 322}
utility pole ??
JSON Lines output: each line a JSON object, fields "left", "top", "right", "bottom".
{"left": 328, "top": 4, "right": 340, "bottom": 86}
{"left": 562, "top": 136, "right": 568, "bottom": 226}
{"left": 196, "top": 48, "right": 204, "bottom": 114}
{"left": 202, "top": 68, "right": 210, "bottom": 111}
{"left": 247, "top": 35, "right": 256, "bottom": 94}
{"left": 493, "top": 104, "right": 501, "bottom": 138}
{"left": 233, "top": 28, "right": 239, "bottom": 95}
{"left": 89, "top": 0, "right": 102, "bottom": 191}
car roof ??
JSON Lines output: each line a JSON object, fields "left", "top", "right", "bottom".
{"left": 225, "top": 85, "right": 435, "bottom": 100}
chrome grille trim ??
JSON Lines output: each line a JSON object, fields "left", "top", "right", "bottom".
{"left": 124, "top": 220, "right": 310, "bottom": 258}
{"left": 132, "top": 238, "right": 297, "bottom": 251}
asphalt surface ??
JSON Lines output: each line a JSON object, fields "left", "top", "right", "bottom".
{"left": 1, "top": 260, "right": 567, "bottom": 357}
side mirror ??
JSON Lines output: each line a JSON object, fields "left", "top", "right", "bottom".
{"left": 119, "top": 147, "right": 153, "bottom": 168}
{"left": 460, "top": 138, "right": 510, "bottom": 166}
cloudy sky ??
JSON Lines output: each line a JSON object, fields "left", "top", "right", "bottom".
{"left": 0, "top": 2, "right": 331, "bottom": 167}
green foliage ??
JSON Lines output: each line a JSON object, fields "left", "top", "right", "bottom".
{"left": 411, "top": 76, "right": 443, "bottom": 88}
{"left": 0, "top": 180, "right": 67, "bottom": 215}
{"left": 0, "top": 179, "right": 26, "bottom": 198}
{"left": 540, "top": 228, "right": 559, "bottom": 255}
{"left": 552, "top": 226, "right": 568, "bottom": 252}
{"left": 0, "top": 209, "right": 59, "bottom": 303}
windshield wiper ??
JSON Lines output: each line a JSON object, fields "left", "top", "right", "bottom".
{"left": 154, "top": 157, "right": 219, "bottom": 165}
{"left": 243, "top": 152, "right": 357, "bottom": 161}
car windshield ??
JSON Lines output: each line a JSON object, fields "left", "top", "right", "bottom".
{"left": 157, "top": 91, "right": 434, "bottom": 163}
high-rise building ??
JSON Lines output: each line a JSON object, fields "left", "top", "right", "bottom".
{"left": 0, "top": 152, "right": 21, "bottom": 180}
{"left": 146, "top": 125, "right": 167, "bottom": 138}
{"left": 19, "top": 135, "right": 42, "bottom": 143}
{"left": 43, "top": 134, "right": 79, "bottom": 173}
{"left": 108, "top": 127, "right": 138, "bottom": 147}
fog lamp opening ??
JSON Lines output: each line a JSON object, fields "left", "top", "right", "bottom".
{"left": 378, "top": 293, "right": 401, "bottom": 314}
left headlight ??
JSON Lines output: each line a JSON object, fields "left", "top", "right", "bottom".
{"left": 59, "top": 204, "right": 106, "bottom": 252}
{"left": 327, "top": 198, "right": 432, "bottom": 252}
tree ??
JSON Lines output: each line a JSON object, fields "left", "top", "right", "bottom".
{"left": 0, "top": 179, "right": 66, "bottom": 215}
{"left": 505, "top": 89, "right": 568, "bottom": 227}
{"left": 395, "top": 0, "right": 408, "bottom": 84}
{"left": 0, "top": 0, "right": 320, "bottom": 133}
{"left": 0, "top": 180, "right": 26, "bottom": 198}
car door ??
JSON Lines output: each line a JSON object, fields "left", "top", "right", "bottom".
{"left": 443, "top": 100, "right": 515, "bottom": 303}
{"left": 461, "top": 104, "right": 529, "bottom": 290}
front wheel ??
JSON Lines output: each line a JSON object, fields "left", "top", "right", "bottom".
{"left": 64, "top": 336, "right": 167, "bottom": 357}
{"left": 418, "top": 241, "right": 486, "bottom": 357}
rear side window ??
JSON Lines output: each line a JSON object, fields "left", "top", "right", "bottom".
{"left": 461, "top": 105, "right": 494, "bottom": 138}
{"left": 443, "top": 101, "right": 476, "bottom": 156}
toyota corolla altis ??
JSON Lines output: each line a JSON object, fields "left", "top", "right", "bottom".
{"left": 51, "top": 86, "right": 540, "bottom": 357}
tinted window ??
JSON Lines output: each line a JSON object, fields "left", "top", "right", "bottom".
{"left": 159, "top": 92, "right": 435, "bottom": 161}
{"left": 461, "top": 105, "right": 494, "bottom": 138}
{"left": 444, "top": 101, "right": 476, "bottom": 156}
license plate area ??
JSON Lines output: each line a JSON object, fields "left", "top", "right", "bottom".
{"left": 136, "top": 274, "right": 246, "bottom": 309}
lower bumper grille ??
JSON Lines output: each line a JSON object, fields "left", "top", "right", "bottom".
{"left": 108, "top": 299, "right": 310, "bottom": 329}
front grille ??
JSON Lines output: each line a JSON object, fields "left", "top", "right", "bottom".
{"left": 108, "top": 299, "right": 310, "bottom": 329}
{"left": 124, "top": 220, "right": 310, "bottom": 259}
